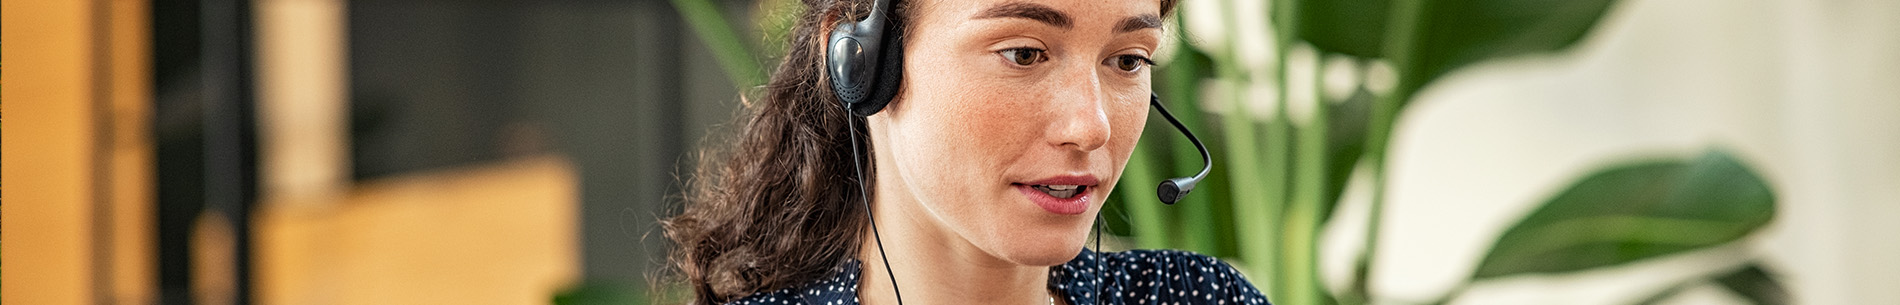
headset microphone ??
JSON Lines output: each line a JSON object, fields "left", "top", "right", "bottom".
{"left": 1150, "top": 93, "right": 1213, "bottom": 205}
{"left": 831, "top": 0, "right": 908, "bottom": 304}
{"left": 828, "top": 0, "right": 904, "bottom": 117}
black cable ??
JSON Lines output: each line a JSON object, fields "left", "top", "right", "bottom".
{"left": 1149, "top": 95, "right": 1212, "bottom": 204}
{"left": 847, "top": 117, "right": 905, "bottom": 305}
{"left": 1151, "top": 96, "right": 1211, "bottom": 182}
{"left": 1093, "top": 214, "right": 1105, "bottom": 305}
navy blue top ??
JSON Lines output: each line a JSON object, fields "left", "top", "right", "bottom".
{"left": 726, "top": 249, "right": 1271, "bottom": 305}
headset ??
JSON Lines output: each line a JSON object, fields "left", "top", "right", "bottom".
{"left": 826, "top": 0, "right": 1213, "bottom": 303}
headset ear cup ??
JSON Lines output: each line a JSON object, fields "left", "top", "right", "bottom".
{"left": 849, "top": 32, "right": 904, "bottom": 117}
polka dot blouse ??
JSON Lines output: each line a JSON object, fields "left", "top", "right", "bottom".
{"left": 726, "top": 249, "right": 1271, "bottom": 305}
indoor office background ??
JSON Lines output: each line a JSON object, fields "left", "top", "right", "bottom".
{"left": 12, "top": 0, "right": 745, "bottom": 303}
{"left": 4, "top": 0, "right": 1898, "bottom": 305}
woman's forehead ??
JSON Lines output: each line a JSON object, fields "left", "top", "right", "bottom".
{"left": 914, "top": 0, "right": 1163, "bottom": 30}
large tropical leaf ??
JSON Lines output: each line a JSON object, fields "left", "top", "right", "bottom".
{"left": 1470, "top": 150, "right": 1776, "bottom": 279}
{"left": 1297, "top": 0, "right": 1393, "bottom": 58}
{"left": 1627, "top": 262, "right": 1787, "bottom": 305}
{"left": 1396, "top": 0, "right": 1620, "bottom": 99}
{"left": 1715, "top": 263, "right": 1790, "bottom": 305}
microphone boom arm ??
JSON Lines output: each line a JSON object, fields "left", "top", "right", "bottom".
{"left": 1150, "top": 93, "right": 1212, "bottom": 204}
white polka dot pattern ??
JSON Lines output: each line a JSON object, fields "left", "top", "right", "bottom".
{"left": 724, "top": 249, "right": 1270, "bottom": 305}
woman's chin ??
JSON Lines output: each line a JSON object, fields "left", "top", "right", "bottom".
{"left": 991, "top": 237, "right": 1089, "bottom": 266}
{"left": 986, "top": 215, "right": 1100, "bottom": 266}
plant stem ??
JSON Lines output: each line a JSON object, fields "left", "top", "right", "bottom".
{"left": 1212, "top": 0, "right": 1279, "bottom": 295}
{"left": 1264, "top": 56, "right": 1298, "bottom": 305}
{"left": 1350, "top": 0, "right": 1427, "bottom": 302}
{"left": 1287, "top": 50, "right": 1331, "bottom": 305}
{"left": 670, "top": 0, "right": 767, "bottom": 87}
{"left": 1268, "top": 0, "right": 1324, "bottom": 303}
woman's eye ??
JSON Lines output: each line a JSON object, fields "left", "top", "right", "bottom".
{"left": 1000, "top": 48, "right": 1047, "bottom": 66}
{"left": 1111, "top": 54, "right": 1155, "bottom": 73}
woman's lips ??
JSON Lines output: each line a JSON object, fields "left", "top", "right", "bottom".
{"left": 1017, "top": 184, "right": 1089, "bottom": 215}
{"left": 1016, "top": 175, "right": 1099, "bottom": 215}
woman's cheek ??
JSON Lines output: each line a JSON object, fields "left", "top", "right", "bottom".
{"left": 954, "top": 82, "right": 1040, "bottom": 149}
{"left": 909, "top": 82, "right": 1023, "bottom": 185}
{"left": 1106, "top": 94, "right": 1149, "bottom": 173}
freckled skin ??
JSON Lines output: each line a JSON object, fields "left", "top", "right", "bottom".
{"left": 862, "top": 0, "right": 1160, "bottom": 292}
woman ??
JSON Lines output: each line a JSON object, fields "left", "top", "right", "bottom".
{"left": 664, "top": 0, "right": 1269, "bottom": 304}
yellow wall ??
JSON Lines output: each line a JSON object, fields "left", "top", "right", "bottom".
{"left": 106, "top": 0, "right": 159, "bottom": 302}
{"left": 4, "top": 0, "right": 154, "bottom": 302}
{"left": 2, "top": 0, "right": 579, "bottom": 303}
{"left": 257, "top": 156, "right": 579, "bottom": 305}
{"left": 4, "top": 0, "right": 114, "bottom": 303}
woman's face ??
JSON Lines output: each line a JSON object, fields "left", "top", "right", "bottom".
{"left": 869, "top": 0, "right": 1162, "bottom": 266}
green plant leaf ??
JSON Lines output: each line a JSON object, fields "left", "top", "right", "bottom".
{"left": 672, "top": 0, "right": 768, "bottom": 87}
{"left": 1715, "top": 263, "right": 1790, "bottom": 305}
{"left": 1627, "top": 277, "right": 1695, "bottom": 305}
{"left": 1470, "top": 149, "right": 1777, "bottom": 279}
{"left": 1297, "top": 0, "right": 1392, "bottom": 58}
{"left": 1297, "top": 0, "right": 1619, "bottom": 83}
{"left": 1625, "top": 262, "right": 1787, "bottom": 305}
{"left": 1396, "top": 0, "right": 1620, "bottom": 100}
{"left": 1320, "top": 86, "right": 1374, "bottom": 224}
{"left": 753, "top": 0, "right": 805, "bottom": 61}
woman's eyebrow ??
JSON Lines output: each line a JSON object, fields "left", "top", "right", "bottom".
{"left": 1116, "top": 14, "right": 1163, "bottom": 33}
{"left": 973, "top": 2, "right": 1164, "bottom": 34}
{"left": 974, "top": 2, "right": 1072, "bottom": 29}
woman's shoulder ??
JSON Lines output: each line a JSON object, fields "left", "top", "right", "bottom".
{"left": 1057, "top": 249, "right": 1271, "bottom": 305}
{"left": 1095, "top": 249, "right": 1232, "bottom": 270}
{"left": 721, "top": 278, "right": 852, "bottom": 305}
{"left": 723, "top": 260, "right": 861, "bottom": 305}
{"left": 1084, "top": 248, "right": 1252, "bottom": 282}
{"left": 727, "top": 250, "right": 1269, "bottom": 305}
{"left": 724, "top": 288, "right": 823, "bottom": 305}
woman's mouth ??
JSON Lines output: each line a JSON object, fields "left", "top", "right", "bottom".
{"left": 1029, "top": 184, "right": 1086, "bottom": 199}
{"left": 1015, "top": 175, "right": 1099, "bottom": 215}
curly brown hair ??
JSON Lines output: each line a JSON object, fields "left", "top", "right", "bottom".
{"left": 663, "top": 0, "right": 1177, "bottom": 304}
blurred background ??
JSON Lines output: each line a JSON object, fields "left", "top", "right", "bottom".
{"left": 2, "top": 0, "right": 1895, "bottom": 304}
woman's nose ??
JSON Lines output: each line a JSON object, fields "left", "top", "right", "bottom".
{"left": 1047, "top": 65, "right": 1112, "bottom": 152}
